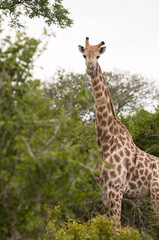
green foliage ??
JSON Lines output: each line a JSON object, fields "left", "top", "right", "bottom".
{"left": 121, "top": 198, "right": 158, "bottom": 240}
{"left": 104, "top": 71, "right": 155, "bottom": 115}
{"left": 71, "top": 121, "right": 97, "bottom": 153}
{"left": 120, "top": 108, "right": 159, "bottom": 156}
{"left": 0, "top": 32, "right": 99, "bottom": 239}
{"left": 45, "top": 69, "right": 156, "bottom": 122}
{"left": 40, "top": 215, "right": 140, "bottom": 240}
{"left": 0, "top": 0, "right": 73, "bottom": 29}
{"left": 44, "top": 69, "right": 94, "bottom": 121}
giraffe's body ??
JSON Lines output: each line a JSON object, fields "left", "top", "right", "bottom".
{"left": 78, "top": 38, "right": 159, "bottom": 225}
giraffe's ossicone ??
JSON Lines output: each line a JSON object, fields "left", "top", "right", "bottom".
{"left": 78, "top": 37, "right": 159, "bottom": 225}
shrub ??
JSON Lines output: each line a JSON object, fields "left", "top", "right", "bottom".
{"left": 40, "top": 215, "right": 141, "bottom": 240}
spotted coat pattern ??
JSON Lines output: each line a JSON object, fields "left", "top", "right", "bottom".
{"left": 78, "top": 38, "right": 159, "bottom": 225}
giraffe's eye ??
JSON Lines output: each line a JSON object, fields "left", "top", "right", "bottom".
{"left": 97, "top": 56, "right": 100, "bottom": 59}
{"left": 83, "top": 55, "right": 86, "bottom": 58}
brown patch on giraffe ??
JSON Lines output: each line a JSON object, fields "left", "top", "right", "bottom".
{"left": 145, "top": 169, "right": 148, "bottom": 175}
{"left": 104, "top": 185, "right": 108, "bottom": 191}
{"left": 102, "top": 169, "right": 109, "bottom": 182}
{"left": 109, "top": 124, "right": 114, "bottom": 134}
{"left": 153, "top": 162, "right": 157, "bottom": 169}
{"left": 110, "top": 201, "right": 115, "bottom": 208}
{"left": 124, "top": 157, "right": 132, "bottom": 170}
{"left": 145, "top": 160, "right": 148, "bottom": 167}
{"left": 99, "top": 75, "right": 103, "bottom": 81}
{"left": 98, "top": 105, "right": 105, "bottom": 112}
{"left": 107, "top": 102, "right": 111, "bottom": 113}
{"left": 126, "top": 136, "right": 130, "bottom": 142}
{"left": 119, "top": 150, "right": 124, "bottom": 157}
{"left": 108, "top": 181, "right": 113, "bottom": 187}
{"left": 131, "top": 171, "right": 139, "bottom": 181}
{"left": 101, "top": 134, "right": 111, "bottom": 143}
{"left": 125, "top": 147, "right": 131, "bottom": 157}
{"left": 110, "top": 144, "right": 117, "bottom": 153}
{"left": 140, "top": 169, "right": 144, "bottom": 175}
{"left": 117, "top": 164, "right": 122, "bottom": 175}
{"left": 97, "top": 139, "right": 101, "bottom": 147}
{"left": 103, "top": 144, "right": 109, "bottom": 152}
{"left": 121, "top": 136, "right": 126, "bottom": 142}
{"left": 114, "top": 126, "right": 118, "bottom": 135}
{"left": 126, "top": 172, "right": 131, "bottom": 180}
{"left": 115, "top": 185, "right": 122, "bottom": 191}
{"left": 109, "top": 210, "right": 113, "bottom": 216}
{"left": 110, "top": 171, "right": 117, "bottom": 178}
{"left": 118, "top": 143, "right": 122, "bottom": 150}
{"left": 95, "top": 66, "right": 99, "bottom": 75}
{"left": 92, "top": 79, "right": 99, "bottom": 87}
{"left": 120, "top": 128, "right": 125, "bottom": 135}
{"left": 113, "top": 153, "right": 120, "bottom": 163}
{"left": 103, "top": 152, "right": 110, "bottom": 158}
{"left": 109, "top": 156, "right": 114, "bottom": 164}
{"left": 129, "top": 166, "right": 134, "bottom": 173}
{"left": 100, "top": 133, "right": 107, "bottom": 142}
{"left": 140, "top": 152, "right": 145, "bottom": 157}
{"left": 144, "top": 181, "right": 149, "bottom": 186}
{"left": 115, "top": 177, "right": 122, "bottom": 184}
{"left": 111, "top": 191, "right": 115, "bottom": 198}
{"left": 97, "top": 113, "right": 102, "bottom": 122}
{"left": 94, "top": 86, "right": 99, "bottom": 91}
{"left": 141, "top": 176, "right": 146, "bottom": 181}
{"left": 129, "top": 182, "right": 137, "bottom": 190}
{"left": 96, "top": 92, "right": 103, "bottom": 99}
{"left": 104, "top": 89, "right": 109, "bottom": 98}
{"left": 148, "top": 173, "right": 152, "bottom": 181}
{"left": 103, "top": 111, "right": 108, "bottom": 118}
{"left": 96, "top": 125, "right": 102, "bottom": 136}
{"left": 137, "top": 162, "right": 144, "bottom": 169}
{"left": 119, "top": 137, "right": 126, "bottom": 146}
{"left": 137, "top": 180, "right": 143, "bottom": 188}
{"left": 101, "top": 76, "right": 105, "bottom": 84}
{"left": 116, "top": 202, "right": 121, "bottom": 208}
{"left": 108, "top": 116, "right": 113, "bottom": 126}
{"left": 109, "top": 191, "right": 113, "bottom": 198}
{"left": 101, "top": 120, "right": 106, "bottom": 127}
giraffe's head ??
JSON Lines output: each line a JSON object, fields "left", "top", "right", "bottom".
{"left": 78, "top": 37, "right": 106, "bottom": 76}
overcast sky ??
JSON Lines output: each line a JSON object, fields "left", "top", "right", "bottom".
{"left": 3, "top": 0, "right": 159, "bottom": 86}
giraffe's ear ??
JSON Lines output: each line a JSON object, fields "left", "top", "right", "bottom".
{"left": 99, "top": 47, "right": 106, "bottom": 55}
{"left": 78, "top": 45, "right": 85, "bottom": 54}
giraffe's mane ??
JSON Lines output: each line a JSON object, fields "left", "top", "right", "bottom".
{"left": 101, "top": 69, "right": 133, "bottom": 141}
{"left": 116, "top": 118, "right": 133, "bottom": 140}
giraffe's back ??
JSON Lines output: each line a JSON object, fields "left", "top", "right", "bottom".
{"left": 124, "top": 147, "right": 159, "bottom": 198}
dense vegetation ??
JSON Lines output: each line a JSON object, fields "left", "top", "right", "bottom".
{"left": 0, "top": 32, "right": 159, "bottom": 239}
{"left": 0, "top": 0, "right": 73, "bottom": 28}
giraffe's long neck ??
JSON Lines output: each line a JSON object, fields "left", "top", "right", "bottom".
{"left": 91, "top": 63, "right": 118, "bottom": 154}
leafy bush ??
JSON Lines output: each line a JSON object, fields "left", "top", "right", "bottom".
{"left": 0, "top": 32, "right": 99, "bottom": 239}
{"left": 40, "top": 215, "right": 141, "bottom": 240}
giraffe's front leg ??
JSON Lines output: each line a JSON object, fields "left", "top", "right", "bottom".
{"left": 102, "top": 183, "right": 123, "bottom": 223}
{"left": 108, "top": 186, "right": 123, "bottom": 222}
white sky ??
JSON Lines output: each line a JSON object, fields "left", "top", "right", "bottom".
{"left": 2, "top": 0, "right": 159, "bottom": 86}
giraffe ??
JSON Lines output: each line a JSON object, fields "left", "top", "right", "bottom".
{"left": 78, "top": 37, "right": 159, "bottom": 225}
